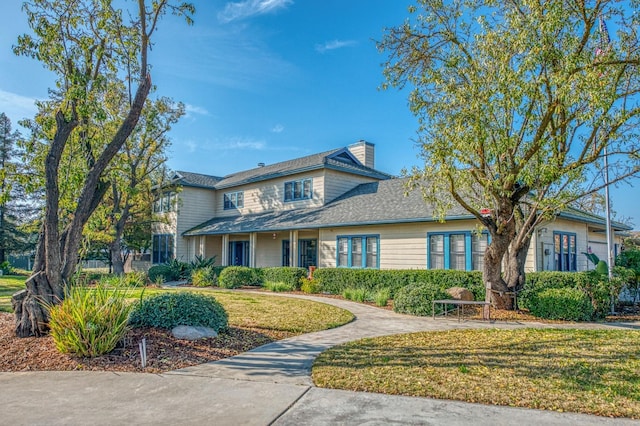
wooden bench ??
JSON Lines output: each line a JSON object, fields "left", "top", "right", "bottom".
{"left": 432, "top": 299, "right": 491, "bottom": 321}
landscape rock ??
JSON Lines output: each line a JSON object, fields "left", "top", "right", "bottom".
{"left": 446, "top": 287, "right": 474, "bottom": 301}
{"left": 171, "top": 325, "right": 218, "bottom": 340}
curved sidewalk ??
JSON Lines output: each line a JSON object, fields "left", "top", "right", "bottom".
{"left": 0, "top": 293, "right": 637, "bottom": 425}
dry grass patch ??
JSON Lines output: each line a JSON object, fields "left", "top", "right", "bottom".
{"left": 312, "top": 328, "right": 640, "bottom": 418}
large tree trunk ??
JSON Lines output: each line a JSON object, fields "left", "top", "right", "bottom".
{"left": 110, "top": 239, "right": 126, "bottom": 275}
{"left": 12, "top": 75, "right": 151, "bottom": 337}
{"left": 483, "top": 231, "right": 514, "bottom": 310}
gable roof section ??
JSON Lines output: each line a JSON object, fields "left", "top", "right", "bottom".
{"left": 214, "top": 148, "right": 391, "bottom": 189}
{"left": 184, "top": 178, "right": 472, "bottom": 236}
{"left": 558, "top": 207, "right": 632, "bottom": 231}
{"left": 172, "top": 171, "right": 222, "bottom": 189}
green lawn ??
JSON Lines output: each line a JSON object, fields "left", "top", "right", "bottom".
{"left": 312, "top": 328, "right": 640, "bottom": 419}
{"left": 0, "top": 278, "right": 354, "bottom": 337}
{"left": 0, "top": 275, "right": 27, "bottom": 312}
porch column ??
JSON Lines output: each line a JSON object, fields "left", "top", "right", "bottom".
{"left": 222, "top": 234, "right": 229, "bottom": 266}
{"left": 290, "top": 230, "right": 299, "bottom": 267}
{"left": 199, "top": 236, "right": 206, "bottom": 257}
{"left": 249, "top": 232, "right": 257, "bottom": 268}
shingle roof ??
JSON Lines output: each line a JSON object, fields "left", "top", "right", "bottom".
{"left": 184, "top": 178, "right": 471, "bottom": 236}
{"left": 213, "top": 148, "right": 391, "bottom": 189}
{"left": 183, "top": 177, "right": 632, "bottom": 236}
{"left": 172, "top": 171, "right": 222, "bottom": 189}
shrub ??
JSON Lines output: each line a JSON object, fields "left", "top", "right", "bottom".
{"left": 300, "top": 277, "right": 322, "bottom": 294}
{"left": 264, "top": 281, "right": 295, "bottom": 292}
{"left": 191, "top": 266, "right": 217, "bottom": 287}
{"left": 260, "top": 267, "right": 307, "bottom": 290}
{"left": 147, "top": 264, "right": 176, "bottom": 283}
{"left": 129, "top": 292, "right": 228, "bottom": 332}
{"left": 393, "top": 282, "right": 452, "bottom": 316}
{"left": 313, "top": 268, "right": 483, "bottom": 299}
{"left": 165, "top": 259, "right": 191, "bottom": 280}
{"left": 218, "top": 266, "right": 262, "bottom": 288}
{"left": 123, "top": 271, "right": 147, "bottom": 287}
{"left": 343, "top": 287, "right": 368, "bottom": 303}
{"left": 527, "top": 287, "right": 594, "bottom": 321}
{"left": 0, "top": 261, "right": 13, "bottom": 275}
{"left": 190, "top": 254, "right": 216, "bottom": 270}
{"left": 47, "top": 284, "right": 133, "bottom": 357}
{"left": 373, "top": 288, "right": 391, "bottom": 307}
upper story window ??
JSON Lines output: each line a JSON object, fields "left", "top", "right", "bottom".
{"left": 337, "top": 235, "right": 379, "bottom": 269}
{"left": 554, "top": 232, "right": 577, "bottom": 271}
{"left": 284, "top": 178, "right": 312, "bottom": 202}
{"left": 224, "top": 191, "right": 244, "bottom": 210}
{"left": 428, "top": 232, "right": 488, "bottom": 271}
{"left": 153, "top": 191, "right": 176, "bottom": 213}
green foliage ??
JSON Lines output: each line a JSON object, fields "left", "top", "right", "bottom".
{"left": 129, "top": 292, "right": 228, "bottom": 332}
{"left": 373, "top": 288, "right": 391, "bottom": 307}
{"left": 313, "top": 268, "right": 483, "bottom": 300}
{"left": 47, "top": 284, "right": 133, "bottom": 357}
{"left": 342, "top": 288, "right": 368, "bottom": 303}
{"left": 0, "top": 261, "right": 13, "bottom": 275}
{"left": 300, "top": 277, "right": 322, "bottom": 294}
{"left": 264, "top": 281, "right": 295, "bottom": 292}
{"left": 521, "top": 271, "right": 624, "bottom": 320}
{"left": 218, "top": 266, "right": 261, "bottom": 289}
{"left": 190, "top": 255, "right": 216, "bottom": 270}
{"left": 393, "top": 282, "right": 452, "bottom": 316}
{"left": 616, "top": 249, "right": 640, "bottom": 302}
{"left": 165, "top": 259, "right": 191, "bottom": 280}
{"left": 595, "top": 260, "right": 609, "bottom": 276}
{"left": 147, "top": 264, "right": 176, "bottom": 283}
{"left": 260, "top": 267, "right": 307, "bottom": 290}
{"left": 582, "top": 252, "right": 600, "bottom": 267}
{"left": 527, "top": 287, "right": 594, "bottom": 321}
{"left": 190, "top": 266, "right": 217, "bottom": 287}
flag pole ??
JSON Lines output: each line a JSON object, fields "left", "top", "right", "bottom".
{"left": 603, "top": 144, "right": 615, "bottom": 314}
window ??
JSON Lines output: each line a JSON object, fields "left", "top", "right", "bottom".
{"left": 299, "top": 239, "right": 318, "bottom": 268}
{"left": 472, "top": 233, "right": 488, "bottom": 271}
{"left": 152, "top": 234, "right": 174, "bottom": 264}
{"left": 153, "top": 192, "right": 176, "bottom": 213}
{"left": 337, "top": 235, "right": 379, "bottom": 268}
{"left": 284, "top": 178, "right": 312, "bottom": 201}
{"left": 224, "top": 191, "right": 244, "bottom": 210}
{"left": 428, "top": 232, "right": 488, "bottom": 271}
{"left": 228, "top": 241, "right": 250, "bottom": 266}
{"left": 554, "top": 232, "right": 577, "bottom": 271}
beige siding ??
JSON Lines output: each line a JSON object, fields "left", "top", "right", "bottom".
{"left": 255, "top": 234, "right": 284, "bottom": 267}
{"left": 215, "top": 171, "right": 325, "bottom": 218}
{"left": 319, "top": 220, "right": 480, "bottom": 270}
{"left": 204, "top": 235, "right": 223, "bottom": 262}
{"left": 176, "top": 188, "right": 216, "bottom": 261}
{"left": 323, "top": 169, "right": 379, "bottom": 203}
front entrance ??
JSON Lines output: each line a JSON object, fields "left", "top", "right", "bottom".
{"left": 229, "top": 241, "right": 249, "bottom": 266}
{"left": 299, "top": 239, "right": 317, "bottom": 268}
{"left": 282, "top": 240, "right": 290, "bottom": 266}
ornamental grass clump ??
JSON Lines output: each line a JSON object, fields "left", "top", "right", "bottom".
{"left": 264, "top": 281, "right": 295, "bottom": 292}
{"left": 47, "top": 284, "right": 134, "bottom": 357}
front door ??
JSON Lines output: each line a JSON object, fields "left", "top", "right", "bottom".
{"left": 282, "top": 240, "right": 290, "bottom": 266}
{"left": 229, "top": 241, "right": 249, "bottom": 266}
{"left": 299, "top": 239, "right": 317, "bottom": 268}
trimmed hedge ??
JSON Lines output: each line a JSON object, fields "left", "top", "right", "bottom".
{"left": 218, "top": 266, "right": 262, "bottom": 288}
{"left": 261, "top": 267, "right": 307, "bottom": 290}
{"left": 312, "top": 268, "right": 484, "bottom": 300}
{"left": 393, "top": 282, "right": 452, "bottom": 316}
{"left": 129, "top": 292, "right": 228, "bottom": 331}
{"left": 527, "top": 287, "right": 594, "bottom": 321}
{"left": 148, "top": 264, "right": 177, "bottom": 283}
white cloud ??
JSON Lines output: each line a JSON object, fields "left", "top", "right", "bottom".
{"left": 271, "top": 124, "right": 284, "bottom": 133}
{"left": 184, "top": 103, "right": 209, "bottom": 116}
{"left": 0, "top": 89, "right": 39, "bottom": 125}
{"left": 219, "top": 137, "right": 266, "bottom": 151}
{"left": 218, "top": 0, "right": 293, "bottom": 23}
{"left": 315, "top": 39, "right": 358, "bottom": 53}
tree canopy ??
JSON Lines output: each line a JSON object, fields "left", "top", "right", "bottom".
{"left": 379, "top": 0, "right": 640, "bottom": 305}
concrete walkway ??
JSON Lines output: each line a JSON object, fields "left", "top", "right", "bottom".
{"left": 0, "top": 293, "right": 638, "bottom": 425}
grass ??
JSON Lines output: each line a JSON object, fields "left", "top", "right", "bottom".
{"left": 0, "top": 277, "right": 354, "bottom": 337}
{"left": 312, "top": 328, "right": 640, "bottom": 419}
{"left": 0, "top": 275, "right": 28, "bottom": 312}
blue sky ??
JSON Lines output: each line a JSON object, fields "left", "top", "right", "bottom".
{"left": 0, "top": 0, "right": 637, "bottom": 228}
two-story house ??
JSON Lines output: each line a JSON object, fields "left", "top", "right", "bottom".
{"left": 151, "top": 140, "right": 630, "bottom": 273}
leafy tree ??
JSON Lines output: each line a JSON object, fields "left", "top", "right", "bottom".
{"left": 11, "top": 0, "right": 194, "bottom": 337}
{"left": 86, "top": 93, "right": 184, "bottom": 274}
{"left": 379, "top": 0, "right": 640, "bottom": 308}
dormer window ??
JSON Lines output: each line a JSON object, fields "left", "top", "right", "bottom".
{"left": 284, "top": 178, "right": 312, "bottom": 202}
{"left": 224, "top": 191, "right": 244, "bottom": 210}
